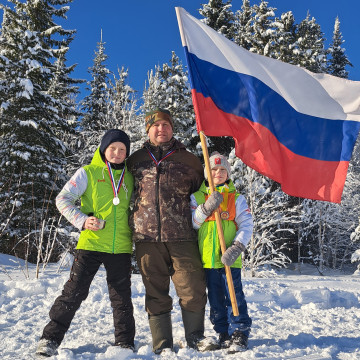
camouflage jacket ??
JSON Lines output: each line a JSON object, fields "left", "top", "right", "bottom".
{"left": 127, "top": 138, "right": 204, "bottom": 242}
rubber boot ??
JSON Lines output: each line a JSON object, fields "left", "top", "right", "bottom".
{"left": 148, "top": 312, "right": 173, "bottom": 354}
{"left": 182, "top": 308, "right": 218, "bottom": 351}
{"left": 182, "top": 308, "right": 205, "bottom": 349}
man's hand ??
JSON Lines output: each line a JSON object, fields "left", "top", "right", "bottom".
{"left": 221, "top": 242, "right": 246, "bottom": 266}
{"left": 201, "top": 191, "right": 223, "bottom": 216}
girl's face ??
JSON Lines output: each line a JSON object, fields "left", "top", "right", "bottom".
{"left": 211, "top": 166, "right": 228, "bottom": 185}
{"left": 104, "top": 142, "right": 127, "bottom": 164}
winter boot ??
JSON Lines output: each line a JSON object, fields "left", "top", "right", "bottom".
{"left": 35, "top": 338, "right": 59, "bottom": 357}
{"left": 227, "top": 330, "right": 248, "bottom": 353}
{"left": 148, "top": 312, "right": 173, "bottom": 354}
{"left": 114, "top": 342, "right": 135, "bottom": 352}
{"left": 181, "top": 308, "right": 218, "bottom": 351}
{"left": 218, "top": 332, "right": 231, "bottom": 349}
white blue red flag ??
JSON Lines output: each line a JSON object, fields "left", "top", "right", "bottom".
{"left": 176, "top": 7, "right": 360, "bottom": 203}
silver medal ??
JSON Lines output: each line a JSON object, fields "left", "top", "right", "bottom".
{"left": 113, "top": 196, "right": 120, "bottom": 206}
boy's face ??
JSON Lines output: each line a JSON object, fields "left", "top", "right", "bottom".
{"left": 104, "top": 142, "right": 127, "bottom": 164}
{"left": 211, "top": 166, "right": 228, "bottom": 185}
{"left": 148, "top": 120, "right": 173, "bottom": 146}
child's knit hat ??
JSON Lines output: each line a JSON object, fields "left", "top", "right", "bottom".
{"left": 100, "top": 129, "right": 130, "bottom": 158}
{"left": 145, "top": 108, "right": 174, "bottom": 133}
{"left": 205, "top": 152, "right": 231, "bottom": 180}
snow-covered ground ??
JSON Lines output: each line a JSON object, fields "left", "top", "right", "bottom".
{"left": 1, "top": 254, "right": 360, "bottom": 360}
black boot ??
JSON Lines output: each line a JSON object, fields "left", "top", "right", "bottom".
{"left": 218, "top": 332, "right": 231, "bottom": 349}
{"left": 228, "top": 330, "right": 248, "bottom": 353}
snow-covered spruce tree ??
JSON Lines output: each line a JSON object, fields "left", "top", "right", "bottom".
{"left": 249, "top": 0, "right": 278, "bottom": 57}
{"left": 18, "top": 0, "right": 83, "bottom": 177}
{"left": 345, "top": 139, "right": 360, "bottom": 272}
{"left": 293, "top": 12, "right": 327, "bottom": 73}
{"left": 233, "top": 0, "right": 253, "bottom": 50}
{"left": 273, "top": 11, "right": 298, "bottom": 64}
{"left": 297, "top": 200, "right": 335, "bottom": 273}
{"left": 0, "top": 2, "right": 75, "bottom": 260}
{"left": 78, "top": 32, "right": 112, "bottom": 166}
{"left": 296, "top": 134, "right": 359, "bottom": 272}
{"left": 321, "top": 137, "right": 360, "bottom": 270}
{"left": 229, "top": 151, "right": 293, "bottom": 277}
{"left": 327, "top": 16, "right": 352, "bottom": 78}
{"left": 142, "top": 52, "right": 198, "bottom": 154}
{"left": 108, "top": 66, "right": 143, "bottom": 152}
{"left": 199, "top": 0, "right": 235, "bottom": 41}
{"left": 158, "top": 51, "right": 197, "bottom": 152}
{"left": 48, "top": 51, "right": 84, "bottom": 173}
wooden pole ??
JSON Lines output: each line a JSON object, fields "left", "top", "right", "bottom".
{"left": 199, "top": 131, "right": 239, "bottom": 316}
{"left": 175, "top": 6, "right": 239, "bottom": 317}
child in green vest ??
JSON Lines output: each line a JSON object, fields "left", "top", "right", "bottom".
{"left": 190, "top": 152, "right": 253, "bottom": 352}
{"left": 36, "top": 129, "right": 135, "bottom": 357}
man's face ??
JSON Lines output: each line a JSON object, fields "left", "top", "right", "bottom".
{"left": 148, "top": 120, "right": 173, "bottom": 146}
{"left": 104, "top": 142, "right": 127, "bottom": 164}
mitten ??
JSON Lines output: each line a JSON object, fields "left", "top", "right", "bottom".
{"left": 201, "top": 191, "right": 223, "bottom": 216}
{"left": 221, "top": 242, "right": 246, "bottom": 266}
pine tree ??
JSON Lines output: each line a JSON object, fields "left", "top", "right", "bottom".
{"left": 233, "top": 0, "right": 253, "bottom": 50}
{"left": 0, "top": 1, "right": 75, "bottom": 259}
{"left": 250, "top": 0, "right": 278, "bottom": 57}
{"left": 327, "top": 16, "right": 352, "bottom": 78}
{"left": 273, "top": 11, "right": 298, "bottom": 64}
{"left": 78, "top": 32, "right": 112, "bottom": 165}
{"left": 142, "top": 52, "right": 198, "bottom": 153}
{"left": 108, "top": 67, "right": 142, "bottom": 152}
{"left": 158, "top": 52, "right": 197, "bottom": 151}
{"left": 199, "top": 0, "right": 235, "bottom": 40}
{"left": 48, "top": 52, "right": 83, "bottom": 175}
{"left": 293, "top": 12, "right": 327, "bottom": 73}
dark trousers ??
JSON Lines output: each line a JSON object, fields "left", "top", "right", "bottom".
{"left": 135, "top": 242, "right": 207, "bottom": 315}
{"left": 41, "top": 250, "right": 135, "bottom": 346}
{"left": 206, "top": 267, "right": 252, "bottom": 337}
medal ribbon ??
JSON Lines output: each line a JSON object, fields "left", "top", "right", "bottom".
{"left": 147, "top": 149, "right": 176, "bottom": 166}
{"left": 106, "top": 161, "right": 125, "bottom": 200}
{"left": 219, "top": 186, "right": 229, "bottom": 213}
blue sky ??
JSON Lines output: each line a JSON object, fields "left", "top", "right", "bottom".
{"left": 61, "top": 0, "right": 360, "bottom": 100}
{"left": 20, "top": 1, "right": 360, "bottom": 99}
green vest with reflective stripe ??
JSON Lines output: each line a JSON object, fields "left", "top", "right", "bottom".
{"left": 77, "top": 148, "right": 133, "bottom": 254}
{"left": 193, "top": 181, "right": 242, "bottom": 269}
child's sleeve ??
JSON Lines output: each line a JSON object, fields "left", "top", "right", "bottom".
{"left": 190, "top": 193, "right": 208, "bottom": 230}
{"left": 56, "top": 168, "right": 89, "bottom": 230}
{"left": 233, "top": 195, "right": 253, "bottom": 247}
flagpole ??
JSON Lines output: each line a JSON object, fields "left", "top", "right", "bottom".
{"left": 176, "top": 7, "right": 239, "bottom": 315}
{"left": 199, "top": 131, "right": 239, "bottom": 316}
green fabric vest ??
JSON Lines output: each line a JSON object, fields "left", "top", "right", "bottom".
{"left": 193, "top": 180, "right": 242, "bottom": 269}
{"left": 77, "top": 148, "right": 134, "bottom": 254}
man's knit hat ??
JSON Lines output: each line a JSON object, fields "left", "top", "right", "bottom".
{"left": 205, "top": 152, "right": 231, "bottom": 180}
{"left": 145, "top": 108, "right": 174, "bottom": 133}
{"left": 100, "top": 129, "right": 130, "bottom": 158}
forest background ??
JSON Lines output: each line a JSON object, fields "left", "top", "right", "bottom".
{"left": 1, "top": 0, "right": 360, "bottom": 277}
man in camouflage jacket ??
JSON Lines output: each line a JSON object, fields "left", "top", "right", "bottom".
{"left": 127, "top": 108, "right": 210, "bottom": 354}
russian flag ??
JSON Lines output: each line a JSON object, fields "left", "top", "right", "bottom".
{"left": 176, "top": 7, "right": 360, "bottom": 203}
